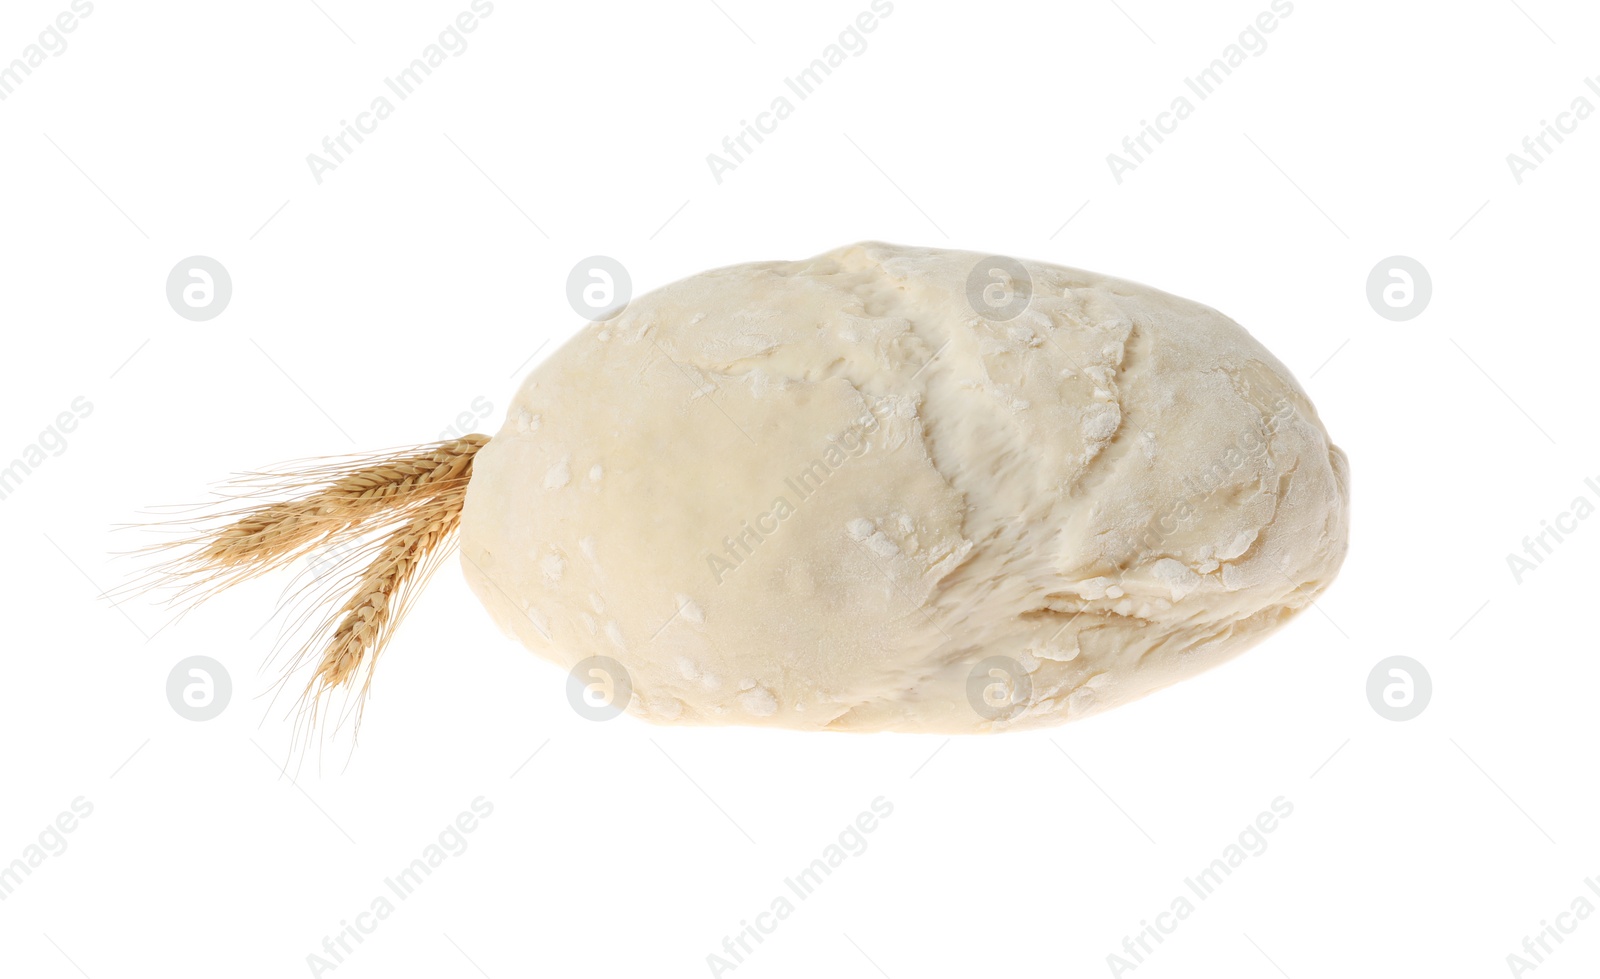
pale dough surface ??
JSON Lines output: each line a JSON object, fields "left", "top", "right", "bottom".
{"left": 460, "top": 242, "right": 1350, "bottom": 732}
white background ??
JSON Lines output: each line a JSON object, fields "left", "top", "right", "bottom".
{"left": 1, "top": 0, "right": 1596, "bottom": 976}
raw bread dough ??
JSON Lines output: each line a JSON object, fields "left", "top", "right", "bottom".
{"left": 460, "top": 242, "right": 1349, "bottom": 732}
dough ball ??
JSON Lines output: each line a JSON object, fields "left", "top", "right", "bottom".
{"left": 460, "top": 242, "right": 1349, "bottom": 732}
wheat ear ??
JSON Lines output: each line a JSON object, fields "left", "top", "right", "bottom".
{"left": 124, "top": 435, "right": 490, "bottom": 739}
{"left": 124, "top": 435, "right": 488, "bottom": 601}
